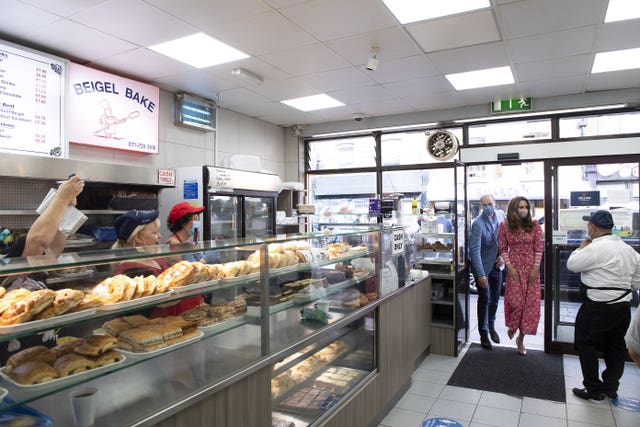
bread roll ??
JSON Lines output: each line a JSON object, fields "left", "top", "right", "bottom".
{"left": 54, "top": 353, "right": 95, "bottom": 377}
{"left": 8, "top": 361, "right": 59, "bottom": 385}
{"left": 5, "top": 346, "right": 56, "bottom": 375}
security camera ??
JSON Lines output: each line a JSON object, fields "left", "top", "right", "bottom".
{"left": 353, "top": 113, "right": 365, "bottom": 122}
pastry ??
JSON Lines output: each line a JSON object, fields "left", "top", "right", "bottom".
{"left": 181, "top": 308, "right": 207, "bottom": 323}
{"left": 221, "top": 262, "right": 239, "bottom": 278}
{"left": 35, "top": 288, "right": 84, "bottom": 319}
{"left": 8, "top": 361, "right": 59, "bottom": 385}
{"left": 205, "top": 264, "right": 224, "bottom": 280}
{"left": 119, "top": 328, "right": 164, "bottom": 347}
{"left": 91, "top": 275, "right": 127, "bottom": 304}
{"left": 53, "top": 353, "right": 95, "bottom": 377}
{"left": 143, "top": 275, "right": 158, "bottom": 296}
{"left": 1, "top": 289, "right": 56, "bottom": 323}
{"left": 70, "top": 293, "right": 103, "bottom": 312}
{"left": 0, "top": 288, "right": 31, "bottom": 315}
{"left": 75, "top": 335, "right": 117, "bottom": 356}
{"left": 156, "top": 261, "right": 195, "bottom": 288}
{"left": 91, "top": 349, "right": 123, "bottom": 367}
{"left": 131, "top": 275, "right": 146, "bottom": 299}
{"left": 0, "top": 286, "right": 5, "bottom": 299}
{"left": 5, "top": 346, "right": 56, "bottom": 375}
{"left": 103, "top": 318, "right": 131, "bottom": 337}
{"left": 51, "top": 338, "right": 85, "bottom": 358}
{"left": 121, "top": 314, "right": 151, "bottom": 328}
{"left": 189, "top": 262, "right": 209, "bottom": 283}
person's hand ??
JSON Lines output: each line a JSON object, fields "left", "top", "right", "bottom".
{"left": 528, "top": 265, "right": 540, "bottom": 285}
{"left": 579, "top": 238, "right": 592, "bottom": 249}
{"left": 476, "top": 275, "right": 488, "bottom": 289}
{"left": 506, "top": 264, "right": 520, "bottom": 283}
{"left": 56, "top": 175, "right": 84, "bottom": 206}
{"left": 494, "top": 256, "right": 504, "bottom": 269}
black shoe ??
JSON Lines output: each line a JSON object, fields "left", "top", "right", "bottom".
{"left": 572, "top": 387, "right": 605, "bottom": 402}
{"left": 605, "top": 390, "right": 618, "bottom": 399}
{"left": 480, "top": 335, "right": 492, "bottom": 350}
{"left": 489, "top": 329, "right": 500, "bottom": 344}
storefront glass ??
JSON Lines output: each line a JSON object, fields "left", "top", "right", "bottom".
{"left": 308, "top": 136, "right": 376, "bottom": 170}
{"left": 467, "top": 119, "right": 551, "bottom": 144}
{"left": 381, "top": 128, "right": 462, "bottom": 166}
{"left": 559, "top": 111, "right": 640, "bottom": 138}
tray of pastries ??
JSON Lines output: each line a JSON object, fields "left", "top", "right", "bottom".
{"left": 0, "top": 336, "right": 125, "bottom": 390}
{"left": 91, "top": 275, "right": 171, "bottom": 312}
{"left": 0, "top": 288, "right": 98, "bottom": 333}
{"left": 180, "top": 296, "right": 247, "bottom": 331}
{"left": 102, "top": 314, "right": 202, "bottom": 357}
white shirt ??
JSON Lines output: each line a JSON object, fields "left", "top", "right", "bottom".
{"left": 567, "top": 234, "right": 640, "bottom": 303}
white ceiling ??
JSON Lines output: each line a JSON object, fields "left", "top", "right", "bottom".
{"left": 2, "top": 0, "right": 639, "bottom": 127}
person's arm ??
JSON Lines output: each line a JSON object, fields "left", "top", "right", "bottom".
{"left": 468, "top": 219, "right": 485, "bottom": 279}
{"left": 23, "top": 176, "right": 84, "bottom": 256}
{"left": 499, "top": 223, "right": 519, "bottom": 282}
{"left": 566, "top": 240, "right": 594, "bottom": 273}
{"left": 528, "top": 221, "right": 543, "bottom": 284}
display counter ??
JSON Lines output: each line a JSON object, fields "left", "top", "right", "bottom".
{"left": 0, "top": 226, "right": 431, "bottom": 426}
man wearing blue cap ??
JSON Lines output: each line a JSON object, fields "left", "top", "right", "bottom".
{"left": 567, "top": 210, "right": 640, "bottom": 402}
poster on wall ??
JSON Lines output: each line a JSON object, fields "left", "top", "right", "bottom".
{"left": 67, "top": 63, "right": 159, "bottom": 154}
{"left": 0, "top": 39, "right": 66, "bottom": 158}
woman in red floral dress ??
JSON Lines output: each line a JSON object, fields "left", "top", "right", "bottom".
{"left": 498, "top": 196, "right": 543, "bottom": 355}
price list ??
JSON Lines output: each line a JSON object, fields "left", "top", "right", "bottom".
{"left": 0, "top": 41, "right": 65, "bottom": 157}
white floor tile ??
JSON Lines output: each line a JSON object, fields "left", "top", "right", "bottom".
{"left": 439, "top": 386, "right": 482, "bottom": 405}
{"left": 519, "top": 413, "right": 567, "bottom": 427}
{"left": 428, "top": 399, "right": 477, "bottom": 421}
{"left": 612, "top": 409, "right": 640, "bottom": 427}
{"left": 395, "top": 393, "right": 435, "bottom": 413}
{"left": 472, "top": 405, "right": 520, "bottom": 427}
{"left": 567, "top": 422, "right": 609, "bottom": 427}
{"left": 408, "top": 379, "right": 446, "bottom": 398}
{"left": 478, "top": 391, "right": 522, "bottom": 412}
{"left": 419, "top": 354, "right": 461, "bottom": 374}
{"left": 566, "top": 403, "right": 616, "bottom": 426}
{"left": 522, "top": 397, "right": 566, "bottom": 419}
{"left": 413, "top": 369, "right": 452, "bottom": 384}
{"left": 381, "top": 408, "right": 427, "bottom": 427}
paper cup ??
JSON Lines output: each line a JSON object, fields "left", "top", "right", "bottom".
{"left": 317, "top": 300, "right": 330, "bottom": 314}
{"left": 70, "top": 387, "right": 97, "bottom": 427}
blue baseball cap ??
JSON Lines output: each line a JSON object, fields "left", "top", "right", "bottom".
{"left": 582, "top": 210, "right": 614, "bottom": 230}
{"left": 114, "top": 210, "right": 159, "bottom": 241}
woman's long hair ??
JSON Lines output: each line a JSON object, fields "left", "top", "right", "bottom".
{"left": 506, "top": 196, "right": 534, "bottom": 233}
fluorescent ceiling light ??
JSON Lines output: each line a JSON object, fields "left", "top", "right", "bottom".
{"left": 312, "top": 122, "right": 439, "bottom": 138}
{"left": 454, "top": 104, "right": 627, "bottom": 124}
{"left": 148, "top": 33, "right": 248, "bottom": 68}
{"left": 446, "top": 66, "right": 514, "bottom": 90}
{"left": 382, "top": 0, "right": 490, "bottom": 24}
{"left": 231, "top": 68, "right": 263, "bottom": 84}
{"left": 281, "top": 94, "right": 345, "bottom": 112}
{"left": 591, "top": 47, "right": 640, "bottom": 73}
{"left": 604, "top": 0, "right": 640, "bottom": 22}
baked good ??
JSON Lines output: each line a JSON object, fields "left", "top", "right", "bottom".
{"left": 70, "top": 293, "right": 103, "bottom": 312}
{"left": 5, "top": 346, "right": 56, "bottom": 375}
{"left": 35, "top": 288, "right": 84, "bottom": 319}
{"left": 103, "top": 318, "right": 131, "bottom": 337}
{"left": 188, "top": 262, "right": 209, "bottom": 283}
{"left": 1, "top": 289, "right": 56, "bottom": 323}
{"left": 91, "top": 349, "right": 123, "bottom": 367}
{"left": 51, "top": 338, "right": 85, "bottom": 358}
{"left": 142, "top": 275, "right": 158, "bottom": 296}
{"left": 8, "top": 361, "right": 59, "bottom": 385}
{"left": 53, "top": 353, "right": 95, "bottom": 377}
{"left": 131, "top": 275, "right": 146, "bottom": 299}
{"left": 221, "top": 262, "right": 239, "bottom": 278}
{"left": 205, "top": 264, "right": 224, "bottom": 280}
{"left": 0, "top": 286, "right": 5, "bottom": 299}
{"left": 121, "top": 314, "right": 151, "bottom": 328}
{"left": 119, "top": 328, "right": 164, "bottom": 347}
{"left": 0, "top": 288, "right": 31, "bottom": 315}
{"left": 91, "top": 275, "right": 127, "bottom": 304}
{"left": 156, "top": 261, "right": 195, "bottom": 288}
{"left": 181, "top": 308, "right": 207, "bottom": 322}
{"left": 74, "top": 334, "right": 117, "bottom": 356}
{"left": 120, "top": 276, "right": 137, "bottom": 301}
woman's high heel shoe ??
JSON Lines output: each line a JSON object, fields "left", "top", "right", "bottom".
{"left": 516, "top": 334, "right": 526, "bottom": 356}
{"left": 507, "top": 329, "right": 516, "bottom": 340}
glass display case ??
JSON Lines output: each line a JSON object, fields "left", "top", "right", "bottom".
{"left": 0, "top": 228, "right": 381, "bottom": 426}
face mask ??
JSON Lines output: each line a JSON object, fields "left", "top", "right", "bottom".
{"left": 482, "top": 205, "right": 495, "bottom": 216}
{"left": 518, "top": 209, "right": 528, "bottom": 219}
{"left": 188, "top": 220, "right": 200, "bottom": 237}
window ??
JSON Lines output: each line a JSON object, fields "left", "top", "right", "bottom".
{"left": 308, "top": 136, "right": 375, "bottom": 170}
{"left": 381, "top": 128, "right": 462, "bottom": 166}
{"left": 559, "top": 111, "right": 640, "bottom": 138}
{"left": 467, "top": 119, "right": 551, "bottom": 144}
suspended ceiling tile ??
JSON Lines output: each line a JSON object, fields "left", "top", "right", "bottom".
{"left": 407, "top": 9, "right": 500, "bottom": 53}
{"left": 263, "top": 0, "right": 313, "bottom": 8}
{"left": 507, "top": 27, "right": 598, "bottom": 64}
{"left": 279, "top": 0, "right": 397, "bottom": 42}
{"left": 383, "top": 76, "right": 452, "bottom": 98}
{"left": 518, "top": 76, "right": 586, "bottom": 98}
{"left": 247, "top": 76, "right": 319, "bottom": 101}
{"left": 90, "top": 47, "right": 195, "bottom": 80}
{"left": 597, "top": 20, "right": 640, "bottom": 52}
{"left": 19, "top": 0, "right": 108, "bottom": 17}
{"left": 497, "top": 0, "right": 607, "bottom": 39}
{"left": 217, "top": 88, "right": 271, "bottom": 107}
{"left": 299, "top": 67, "right": 377, "bottom": 93}
{"left": 327, "top": 84, "right": 396, "bottom": 105}
{"left": 404, "top": 92, "right": 467, "bottom": 112}
{"left": 153, "top": 70, "right": 238, "bottom": 97}
{"left": 349, "top": 98, "right": 414, "bottom": 116}
{"left": 367, "top": 55, "right": 440, "bottom": 85}
{"left": 427, "top": 42, "right": 509, "bottom": 74}
{"left": 0, "top": 0, "right": 61, "bottom": 38}
{"left": 587, "top": 70, "right": 640, "bottom": 92}
{"left": 325, "top": 26, "right": 421, "bottom": 66}
{"left": 259, "top": 43, "right": 351, "bottom": 77}
{"left": 21, "top": 19, "right": 137, "bottom": 62}
{"left": 514, "top": 54, "right": 592, "bottom": 83}
{"left": 206, "top": 57, "right": 292, "bottom": 85}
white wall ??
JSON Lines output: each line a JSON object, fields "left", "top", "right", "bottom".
{"left": 68, "top": 89, "right": 287, "bottom": 178}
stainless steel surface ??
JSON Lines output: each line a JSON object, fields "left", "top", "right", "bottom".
{"left": 0, "top": 152, "right": 172, "bottom": 186}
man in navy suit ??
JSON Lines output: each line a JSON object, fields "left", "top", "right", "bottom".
{"left": 469, "top": 194, "right": 506, "bottom": 350}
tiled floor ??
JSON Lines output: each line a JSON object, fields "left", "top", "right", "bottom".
{"left": 378, "top": 296, "right": 640, "bottom": 427}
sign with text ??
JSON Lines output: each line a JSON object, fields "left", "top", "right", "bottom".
{"left": 491, "top": 97, "right": 532, "bottom": 114}
{"left": 0, "top": 40, "right": 66, "bottom": 158}
{"left": 392, "top": 229, "right": 404, "bottom": 255}
{"left": 67, "top": 63, "right": 159, "bottom": 153}
{"left": 158, "top": 169, "right": 175, "bottom": 186}
{"left": 570, "top": 191, "right": 600, "bottom": 206}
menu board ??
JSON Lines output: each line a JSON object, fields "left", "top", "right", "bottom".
{"left": 0, "top": 40, "right": 66, "bottom": 158}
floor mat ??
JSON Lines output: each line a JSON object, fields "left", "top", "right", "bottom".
{"left": 447, "top": 343, "right": 566, "bottom": 402}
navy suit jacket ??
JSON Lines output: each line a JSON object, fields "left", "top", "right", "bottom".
{"left": 469, "top": 210, "right": 506, "bottom": 278}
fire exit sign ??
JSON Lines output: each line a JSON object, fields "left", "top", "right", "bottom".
{"left": 491, "top": 97, "right": 533, "bottom": 114}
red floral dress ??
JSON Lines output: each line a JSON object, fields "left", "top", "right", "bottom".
{"left": 498, "top": 220, "right": 543, "bottom": 335}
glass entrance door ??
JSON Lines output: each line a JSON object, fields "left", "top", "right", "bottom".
{"left": 546, "top": 160, "right": 640, "bottom": 352}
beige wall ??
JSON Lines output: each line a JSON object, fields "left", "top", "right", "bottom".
{"left": 68, "top": 90, "right": 287, "bottom": 178}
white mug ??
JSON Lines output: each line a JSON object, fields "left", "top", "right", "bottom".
{"left": 70, "top": 387, "right": 97, "bottom": 427}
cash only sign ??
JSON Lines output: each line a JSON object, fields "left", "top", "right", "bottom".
{"left": 67, "top": 63, "right": 159, "bottom": 154}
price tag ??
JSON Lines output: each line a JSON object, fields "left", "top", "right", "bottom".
{"left": 392, "top": 229, "right": 404, "bottom": 255}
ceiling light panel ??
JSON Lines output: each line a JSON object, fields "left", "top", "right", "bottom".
{"left": 446, "top": 66, "right": 515, "bottom": 90}
{"left": 592, "top": 47, "right": 640, "bottom": 73}
{"left": 604, "top": 0, "right": 640, "bottom": 23}
{"left": 148, "top": 33, "right": 249, "bottom": 68}
{"left": 281, "top": 94, "right": 345, "bottom": 111}
{"left": 382, "top": 0, "right": 490, "bottom": 24}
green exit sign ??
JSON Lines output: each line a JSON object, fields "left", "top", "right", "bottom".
{"left": 491, "top": 97, "right": 533, "bottom": 114}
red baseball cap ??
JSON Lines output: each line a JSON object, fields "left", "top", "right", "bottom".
{"left": 168, "top": 202, "right": 205, "bottom": 224}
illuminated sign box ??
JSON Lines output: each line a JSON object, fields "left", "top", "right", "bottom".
{"left": 67, "top": 63, "right": 159, "bottom": 154}
{"left": 174, "top": 92, "right": 216, "bottom": 132}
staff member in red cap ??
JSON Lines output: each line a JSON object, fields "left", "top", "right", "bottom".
{"left": 166, "top": 202, "right": 205, "bottom": 247}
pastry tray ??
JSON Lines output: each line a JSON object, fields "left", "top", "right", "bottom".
{"left": 96, "top": 292, "right": 171, "bottom": 312}
{"left": 46, "top": 267, "right": 96, "bottom": 284}
{"left": 0, "top": 355, "right": 126, "bottom": 390}
{"left": 117, "top": 330, "right": 203, "bottom": 359}
{"left": 246, "top": 300, "right": 294, "bottom": 317}
{"left": 170, "top": 279, "right": 220, "bottom": 294}
{"left": 0, "top": 309, "right": 97, "bottom": 335}
{"left": 198, "top": 315, "right": 247, "bottom": 336}
{"left": 219, "top": 272, "right": 260, "bottom": 284}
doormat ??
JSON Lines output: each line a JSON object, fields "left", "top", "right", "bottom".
{"left": 447, "top": 343, "right": 566, "bottom": 402}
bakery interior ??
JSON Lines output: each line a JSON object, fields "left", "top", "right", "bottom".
{"left": 0, "top": 1, "right": 640, "bottom": 426}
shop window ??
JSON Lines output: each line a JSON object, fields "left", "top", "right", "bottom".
{"left": 308, "top": 136, "right": 375, "bottom": 170}
{"left": 467, "top": 119, "right": 551, "bottom": 144}
{"left": 381, "top": 128, "right": 462, "bottom": 166}
{"left": 559, "top": 111, "right": 640, "bottom": 138}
